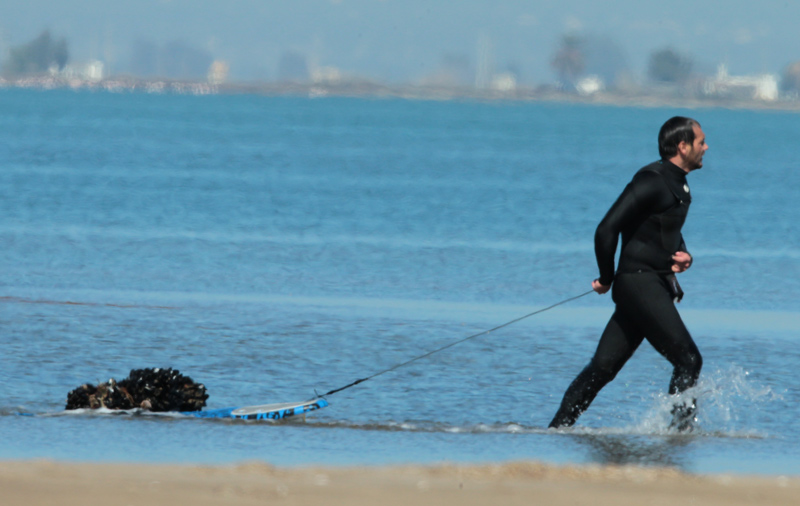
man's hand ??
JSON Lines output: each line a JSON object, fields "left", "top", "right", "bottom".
{"left": 671, "top": 251, "right": 693, "bottom": 273}
{"left": 592, "top": 279, "right": 611, "bottom": 294}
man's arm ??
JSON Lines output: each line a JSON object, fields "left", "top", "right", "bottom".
{"left": 593, "top": 171, "right": 664, "bottom": 291}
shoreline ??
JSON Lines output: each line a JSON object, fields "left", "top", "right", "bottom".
{"left": 3, "top": 75, "right": 800, "bottom": 113}
{"left": 2, "top": 460, "right": 798, "bottom": 506}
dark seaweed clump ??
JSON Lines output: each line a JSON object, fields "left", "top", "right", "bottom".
{"left": 65, "top": 368, "right": 209, "bottom": 412}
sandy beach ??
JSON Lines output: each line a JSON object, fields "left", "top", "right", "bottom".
{"left": 2, "top": 460, "right": 797, "bottom": 506}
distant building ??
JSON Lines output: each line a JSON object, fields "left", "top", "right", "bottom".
{"left": 311, "top": 66, "right": 342, "bottom": 85}
{"left": 575, "top": 75, "right": 604, "bottom": 95}
{"left": 85, "top": 60, "right": 104, "bottom": 81}
{"left": 703, "top": 64, "right": 779, "bottom": 101}
{"left": 207, "top": 60, "right": 229, "bottom": 85}
{"left": 490, "top": 72, "right": 517, "bottom": 92}
{"left": 56, "top": 60, "right": 104, "bottom": 81}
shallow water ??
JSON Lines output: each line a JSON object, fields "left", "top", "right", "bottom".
{"left": 0, "top": 90, "right": 798, "bottom": 474}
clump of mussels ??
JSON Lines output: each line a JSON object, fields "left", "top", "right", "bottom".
{"left": 65, "top": 368, "right": 209, "bottom": 412}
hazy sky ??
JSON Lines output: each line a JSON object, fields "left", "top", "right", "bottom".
{"left": 1, "top": 0, "right": 798, "bottom": 83}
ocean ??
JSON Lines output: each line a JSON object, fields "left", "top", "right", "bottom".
{"left": 0, "top": 89, "right": 798, "bottom": 474}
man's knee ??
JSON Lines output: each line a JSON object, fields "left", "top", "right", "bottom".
{"left": 679, "top": 347, "right": 703, "bottom": 377}
{"left": 587, "top": 359, "right": 621, "bottom": 386}
{"left": 670, "top": 348, "right": 702, "bottom": 393}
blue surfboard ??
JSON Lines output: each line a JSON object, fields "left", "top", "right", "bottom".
{"left": 183, "top": 398, "right": 329, "bottom": 420}
{"left": 15, "top": 398, "right": 329, "bottom": 420}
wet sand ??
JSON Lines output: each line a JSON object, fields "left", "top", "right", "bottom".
{"left": 2, "top": 460, "right": 798, "bottom": 506}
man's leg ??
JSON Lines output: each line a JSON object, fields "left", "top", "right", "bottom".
{"left": 549, "top": 308, "right": 644, "bottom": 428}
{"left": 623, "top": 274, "right": 703, "bottom": 430}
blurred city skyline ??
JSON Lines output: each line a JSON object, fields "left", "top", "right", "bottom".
{"left": 1, "top": 0, "right": 798, "bottom": 85}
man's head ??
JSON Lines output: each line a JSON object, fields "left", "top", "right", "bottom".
{"left": 658, "top": 116, "right": 708, "bottom": 172}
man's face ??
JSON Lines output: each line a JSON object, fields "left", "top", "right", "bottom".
{"left": 684, "top": 124, "right": 708, "bottom": 170}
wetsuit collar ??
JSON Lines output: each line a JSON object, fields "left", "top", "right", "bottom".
{"left": 660, "top": 159, "right": 689, "bottom": 178}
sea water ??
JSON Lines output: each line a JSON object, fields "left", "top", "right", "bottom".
{"left": 0, "top": 89, "right": 798, "bottom": 474}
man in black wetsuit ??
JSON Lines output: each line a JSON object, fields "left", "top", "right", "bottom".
{"left": 549, "top": 116, "right": 708, "bottom": 431}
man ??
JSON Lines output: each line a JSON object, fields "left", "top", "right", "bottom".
{"left": 549, "top": 116, "right": 708, "bottom": 431}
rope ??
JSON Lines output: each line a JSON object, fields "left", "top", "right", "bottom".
{"left": 319, "top": 290, "right": 594, "bottom": 398}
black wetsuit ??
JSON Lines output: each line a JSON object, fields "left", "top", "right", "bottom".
{"left": 549, "top": 160, "right": 703, "bottom": 428}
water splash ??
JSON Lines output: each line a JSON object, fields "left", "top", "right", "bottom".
{"left": 634, "top": 365, "right": 779, "bottom": 437}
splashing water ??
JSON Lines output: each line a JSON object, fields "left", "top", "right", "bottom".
{"left": 634, "top": 365, "right": 780, "bottom": 437}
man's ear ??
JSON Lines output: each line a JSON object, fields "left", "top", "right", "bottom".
{"left": 677, "top": 140, "right": 691, "bottom": 156}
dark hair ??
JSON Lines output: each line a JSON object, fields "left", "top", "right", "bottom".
{"left": 658, "top": 116, "right": 699, "bottom": 159}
